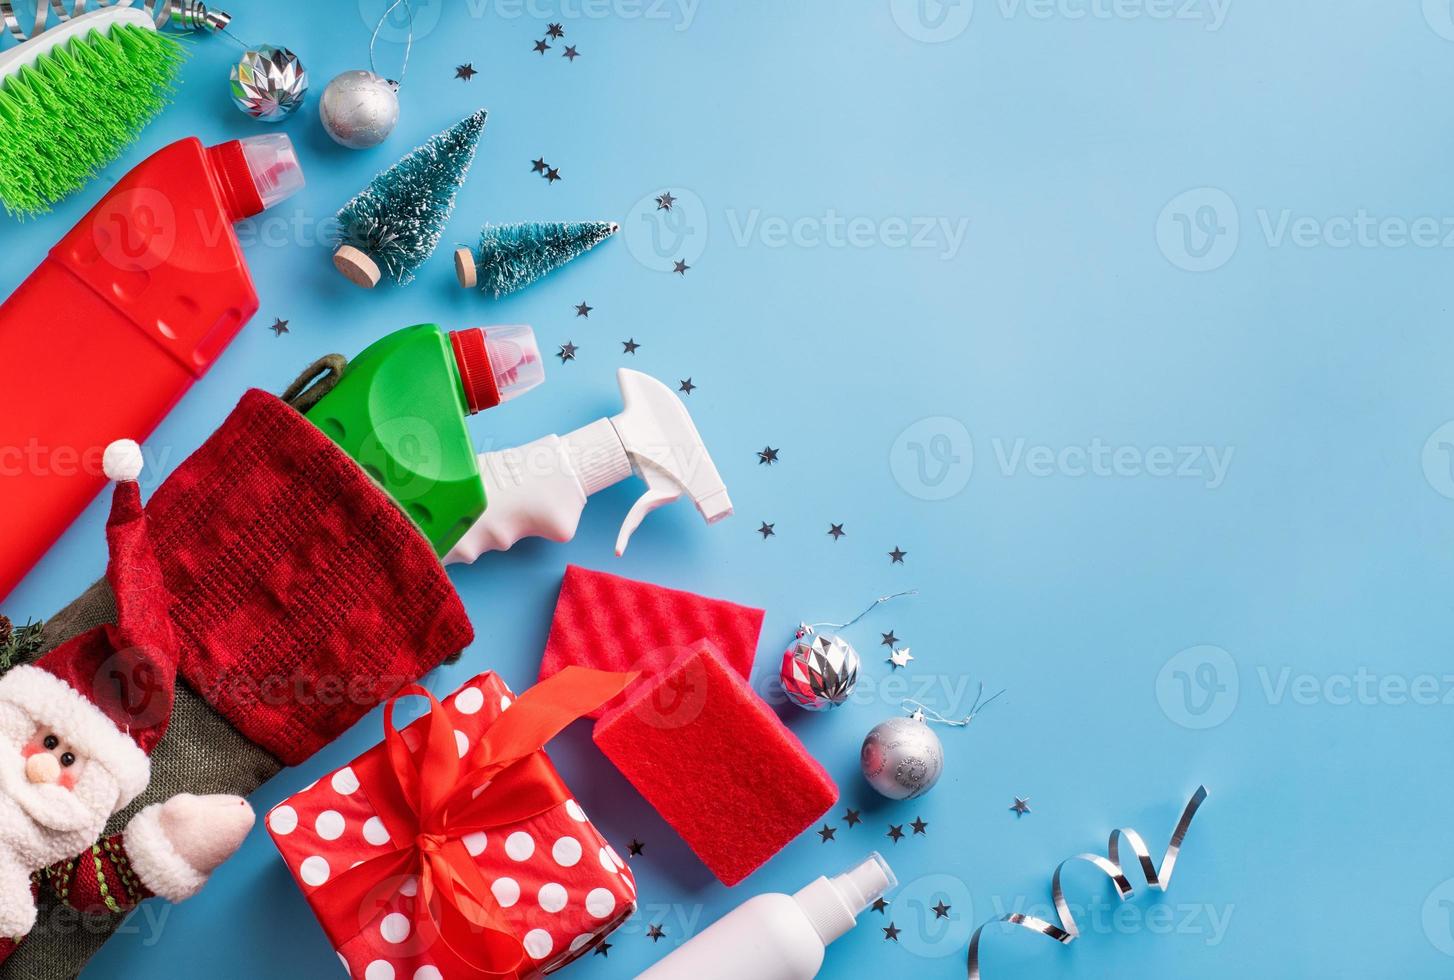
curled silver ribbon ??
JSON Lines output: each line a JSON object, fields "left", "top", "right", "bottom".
{"left": 1, "top": 0, "right": 227, "bottom": 43}
{"left": 966, "top": 785, "right": 1209, "bottom": 980}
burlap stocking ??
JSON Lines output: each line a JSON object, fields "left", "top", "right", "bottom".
{"left": 1, "top": 361, "right": 473, "bottom": 979}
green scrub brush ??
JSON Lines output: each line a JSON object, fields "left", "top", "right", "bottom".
{"left": 0, "top": 7, "right": 186, "bottom": 218}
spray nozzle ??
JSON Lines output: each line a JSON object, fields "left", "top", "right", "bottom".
{"left": 789, "top": 852, "right": 898, "bottom": 948}
{"left": 577, "top": 369, "right": 733, "bottom": 555}
{"left": 831, "top": 853, "right": 896, "bottom": 913}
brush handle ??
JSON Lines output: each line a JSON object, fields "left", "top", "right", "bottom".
{"left": 1, "top": 1, "right": 223, "bottom": 46}
{"left": 0, "top": 6, "right": 152, "bottom": 81}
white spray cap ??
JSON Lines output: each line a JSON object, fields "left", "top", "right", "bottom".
{"left": 604, "top": 369, "right": 732, "bottom": 554}
{"left": 792, "top": 852, "right": 898, "bottom": 947}
{"left": 832, "top": 852, "right": 896, "bottom": 912}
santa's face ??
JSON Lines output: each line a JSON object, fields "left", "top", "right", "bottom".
{"left": 20, "top": 730, "right": 87, "bottom": 792}
{"left": 0, "top": 708, "right": 117, "bottom": 865}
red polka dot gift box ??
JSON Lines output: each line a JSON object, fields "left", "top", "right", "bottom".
{"left": 267, "top": 668, "right": 639, "bottom": 979}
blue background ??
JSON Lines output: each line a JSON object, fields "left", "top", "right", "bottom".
{"left": 4, "top": 0, "right": 1453, "bottom": 976}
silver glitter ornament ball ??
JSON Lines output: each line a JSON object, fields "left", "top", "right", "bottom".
{"left": 230, "top": 46, "right": 308, "bottom": 123}
{"left": 320, "top": 70, "right": 401, "bottom": 149}
{"left": 860, "top": 714, "right": 944, "bottom": 800}
{"left": 781, "top": 631, "right": 860, "bottom": 711}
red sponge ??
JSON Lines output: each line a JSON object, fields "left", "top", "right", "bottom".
{"left": 594, "top": 643, "right": 838, "bottom": 886}
{"left": 539, "top": 565, "right": 765, "bottom": 719}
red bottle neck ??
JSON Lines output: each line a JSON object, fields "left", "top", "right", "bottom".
{"left": 449, "top": 328, "right": 501, "bottom": 414}
{"left": 205, "top": 141, "right": 265, "bottom": 222}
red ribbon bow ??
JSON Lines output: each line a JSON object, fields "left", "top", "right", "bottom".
{"left": 310, "top": 667, "right": 638, "bottom": 977}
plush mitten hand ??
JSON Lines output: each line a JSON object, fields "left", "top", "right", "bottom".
{"left": 3, "top": 793, "right": 254, "bottom": 972}
{"left": 123, "top": 794, "right": 254, "bottom": 904}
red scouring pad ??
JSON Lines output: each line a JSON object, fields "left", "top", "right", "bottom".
{"left": 539, "top": 565, "right": 766, "bottom": 719}
{"left": 594, "top": 642, "right": 839, "bottom": 886}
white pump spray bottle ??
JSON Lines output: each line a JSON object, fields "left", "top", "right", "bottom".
{"left": 444, "top": 369, "right": 733, "bottom": 564}
{"left": 635, "top": 853, "right": 897, "bottom": 980}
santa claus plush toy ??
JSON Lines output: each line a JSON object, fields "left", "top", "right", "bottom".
{"left": 0, "top": 441, "right": 252, "bottom": 948}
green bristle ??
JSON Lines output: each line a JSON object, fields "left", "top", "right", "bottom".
{"left": 0, "top": 23, "right": 185, "bottom": 219}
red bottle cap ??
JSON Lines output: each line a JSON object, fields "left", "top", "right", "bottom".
{"left": 449, "top": 328, "right": 500, "bottom": 414}
{"left": 206, "top": 135, "right": 305, "bottom": 222}
{"left": 206, "top": 141, "right": 265, "bottom": 221}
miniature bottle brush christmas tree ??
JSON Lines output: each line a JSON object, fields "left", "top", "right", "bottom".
{"left": 333, "top": 108, "right": 488, "bottom": 288}
{"left": 455, "top": 220, "right": 619, "bottom": 297}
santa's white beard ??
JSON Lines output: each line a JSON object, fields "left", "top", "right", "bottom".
{"left": 0, "top": 744, "right": 116, "bottom": 939}
{"left": 0, "top": 750, "right": 114, "bottom": 870}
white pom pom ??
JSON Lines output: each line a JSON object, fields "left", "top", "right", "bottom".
{"left": 103, "top": 440, "right": 144, "bottom": 482}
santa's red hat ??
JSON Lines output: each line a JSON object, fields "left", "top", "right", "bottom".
{"left": 0, "top": 440, "right": 176, "bottom": 809}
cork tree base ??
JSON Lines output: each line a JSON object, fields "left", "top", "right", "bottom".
{"left": 333, "top": 245, "right": 381, "bottom": 289}
{"left": 454, "top": 247, "right": 477, "bottom": 289}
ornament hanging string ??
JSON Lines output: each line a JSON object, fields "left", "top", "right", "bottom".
{"left": 799, "top": 589, "right": 917, "bottom": 637}
{"left": 904, "top": 683, "right": 1004, "bottom": 727}
{"left": 196, "top": 4, "right": 255, "bottom": 51}
{"left": 216, "top": 24, "right": 252, "bottom": 49}
{"left": 783, "top": 590, "right": 914, "bottom": 712}
{"left": 142, "top": 0, "right": 414, "bottom": 58}
{"left": 318, "top": 0, "right": 417, "bottom": 150}
{"left": 369, "top": 0, "right": 412, "bottom": 87}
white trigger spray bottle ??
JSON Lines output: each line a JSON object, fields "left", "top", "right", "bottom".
{"left": 635, "top": 853, "right": 896, "bottom": 980}
{"left": 444, "top": 369, "right": 733, "bottom": 563}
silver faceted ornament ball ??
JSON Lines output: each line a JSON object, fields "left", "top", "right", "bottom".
{"left": 780, "top": 632, "right": 860, "bottom": 711}
{"left": 860, "top": 714, "right": 944, "bottom": 800}
{"left": 320, "top": 70, "right": 401, "bottom": 149}
{"left": 230, "top": 46, "right": 308, "bottom": 123}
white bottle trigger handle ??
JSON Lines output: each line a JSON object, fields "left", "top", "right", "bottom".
{"left": 616, "top": 469, "right": 684, "bottom": 557}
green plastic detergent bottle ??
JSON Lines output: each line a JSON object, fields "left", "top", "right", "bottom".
{"left": 306, "top": 323, "right": 544, "bottom": 556}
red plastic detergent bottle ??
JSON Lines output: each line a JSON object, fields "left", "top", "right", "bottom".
{"left": 0, "top": 133, "right": 305, "bottom": 601}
